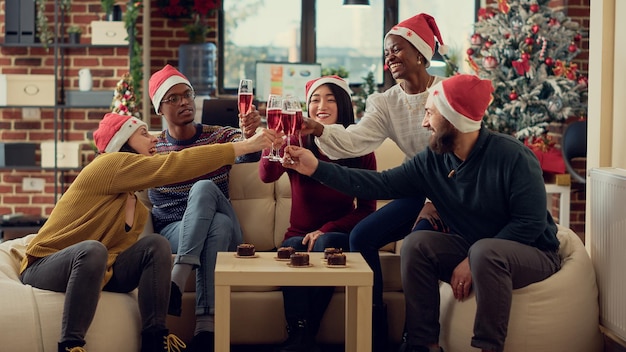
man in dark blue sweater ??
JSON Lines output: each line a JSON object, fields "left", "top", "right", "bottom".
{"left": 282, "top": 74, "right": 561, "bottom": 352}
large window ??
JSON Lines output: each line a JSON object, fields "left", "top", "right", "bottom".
{"left": 219, "top": 0, "right": 477, "bottom": 95}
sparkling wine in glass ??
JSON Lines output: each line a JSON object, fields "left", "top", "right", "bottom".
{"left": 238, "top": 79, "right": 254, "bottom": 138}
{"left": 291, "top": 99, "right": 303, "bottom": 147}
{"left": 282, "top": 96, "right": 302, "bottom": 148}
{"left": 265, "top": 94, "right": 283, "bottom": 161}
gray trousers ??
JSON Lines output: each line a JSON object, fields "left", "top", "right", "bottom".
{"left": 159, "top": 179, "right": 243, "bottom": 315}
{"left": 400, "top": 231, "right": 561, "bottom": 352}
{"left": 20, "top": 234, "right": 172, "bottom": 346}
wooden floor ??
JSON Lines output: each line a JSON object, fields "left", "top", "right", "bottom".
{"left": 232, "top": 337, "right": 626, "bottom": 352}
{"left": 232, "top": 344, "right": 344, "bottom": 352}
{"left": 604, "top": 333, "right": 626, "bottom": 352}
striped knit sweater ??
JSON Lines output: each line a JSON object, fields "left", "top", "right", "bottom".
{"left": 148, "top": 123, "right": 260, "bottom": 232}
{"left": 20, "top": 143, "right": 236, "bottom": 286}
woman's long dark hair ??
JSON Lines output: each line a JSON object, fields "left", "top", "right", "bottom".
{"left": 118, "top": 142, "right": 139, "bottom": 153}
{"left": 305, "top": 83, "right": 360, "bottom": 167}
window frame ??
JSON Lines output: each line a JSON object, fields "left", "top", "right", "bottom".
{"left": 217, "top": 0, "right": 479, "bottom": 95}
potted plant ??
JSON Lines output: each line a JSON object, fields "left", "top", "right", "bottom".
{"left": 67, "top": 25, "right": 82, "bottom": 44}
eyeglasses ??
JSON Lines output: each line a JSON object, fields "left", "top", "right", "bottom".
{"left": 161, "top": 91, "right": 196, "bottom": 105}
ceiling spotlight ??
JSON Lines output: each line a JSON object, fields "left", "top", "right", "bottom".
{"left": 343, "top": 0, "right": 370, "bottom": 6}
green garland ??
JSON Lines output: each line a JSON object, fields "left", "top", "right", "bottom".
{"left": 101, "top": 0, "right": 143, "bottom": 113}
{"left": 36, "top": 0, "right": 72, "bottom": 50}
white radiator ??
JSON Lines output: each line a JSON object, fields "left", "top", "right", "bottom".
{"left": 590, "top": 167, "right": 626, "bottom": 341}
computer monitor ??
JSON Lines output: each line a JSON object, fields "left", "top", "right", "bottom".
{"left": 255, "top": 61, "right": 322, "bottom": 102}
{"left": 201, "top": 98, "right": 239, "bottom": 128}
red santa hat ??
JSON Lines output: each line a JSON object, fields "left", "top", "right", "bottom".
{"left": 305, "top": 75, "right": 352, "bottom": 104}
{"left": 93, "top": 112, "right": 148, "bottom": 153}
{"left": 385, "top": 13, "right": 448, "bottom": 68}
{"left": 149, "top": 64, "right": 193, "bottom": 114}
{"left": 428, "top": 74, "right": 494, "bottom": 133}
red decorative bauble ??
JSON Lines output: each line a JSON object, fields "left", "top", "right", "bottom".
{"left": 574, "top": 33, "right": 582, "bottom": 41}
{"left": 471, "top": 33, "right": 482, "bottom": 46}
{"left": 549, "top": 18, "right": 559, "bottom": 27}
{"left": 532, "top": 25, "right": 540, "bottom": 34}
{"left": 521, "top": 52, "right": 531, "bottom": 61}
{"left": 504, "top": 33, "right": 511, "bottom": 39}
{"left": 530, "top": 3, "right": 539, "bottom": 12}
{"left": 577, "top": 76, "right": 588, "bottom": 87}
{"left": 544, "top": 57, "right": 554, "bottom": 66}
{"left": 484, "top": 41, "right": 493, "bottom": 49}
{"left": 509, "top": 91, "right": 519, "bottom": 100}
{"left": 466, "top": 48, "right": 475, "bottom": 56}
{"left": 568, "top": 43, "right": 577, "bottom": 52}
{"left": 482, "top": 56, "right": 498, "bottom": 70}
{"left": 525, "top": 37, "right": 534, "bottom": 45}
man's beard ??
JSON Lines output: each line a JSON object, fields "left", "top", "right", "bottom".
{"left": 429, "top": 120, "right": 458, "bottom": 154}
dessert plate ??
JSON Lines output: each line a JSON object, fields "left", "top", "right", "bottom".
{"left": 325, "top": 264, "right": 348, "bottom": 268}
{"left": 287, "top": 263, "right": 314, "bottom": 268}
{"left": 234, "top": 254, "right": 259, "bottom": 258}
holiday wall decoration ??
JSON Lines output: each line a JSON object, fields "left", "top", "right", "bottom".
{"left": 467, "top": 0, "right": 588, "bottom": 139}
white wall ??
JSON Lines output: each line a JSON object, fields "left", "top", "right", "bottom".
{"left": 586, "top": 0, "right": 626, "bottom": 247}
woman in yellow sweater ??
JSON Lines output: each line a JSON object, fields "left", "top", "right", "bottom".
{"left": 19, "top": 112, "right": 278, "bottom": 352}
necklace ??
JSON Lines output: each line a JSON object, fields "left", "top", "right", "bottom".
{"left": 402, "top": 75, "right": 434, "bottom": 113}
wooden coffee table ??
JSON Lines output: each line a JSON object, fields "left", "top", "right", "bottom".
{"left": 214, "top": 251, "right": 373, "bottom": 351}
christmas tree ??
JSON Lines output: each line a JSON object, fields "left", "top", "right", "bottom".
{"left": 466, "top": 0, "right": 588, "bottom": 140}
{"left": 111, "top": 73, "right": 141, "bottom": 118}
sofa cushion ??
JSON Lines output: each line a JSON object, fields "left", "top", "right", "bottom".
{"left": 438, "top": 226, "right": 603, "bottom": 351}
{"left": 0, "top": 235, "right": 142, "bottom": 352}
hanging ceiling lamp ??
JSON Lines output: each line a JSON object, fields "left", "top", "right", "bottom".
{"left": 343, "top": 0, "right": 370, "bottom": 6}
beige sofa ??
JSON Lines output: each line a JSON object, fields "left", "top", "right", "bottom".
{"left": 0, "top": 139, "right": 405, "bottom": 351}
{"left": 0, "top": 138, "right": 603, "bottom": 351}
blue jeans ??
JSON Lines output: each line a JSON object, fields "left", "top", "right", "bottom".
{"left": 159, "top": 180, "right": 243, "bottom": 315}
{"left": 281, "top": 232, "right": 349, "bottom": 335}
{"left": 349, "top": 197, "right": 426, "bottom": 306}
{"left": 20, "top": 234, "right": 172, "bottom": 345}
{"left": 401, "top": 231, "right": 561, "bottom": 351}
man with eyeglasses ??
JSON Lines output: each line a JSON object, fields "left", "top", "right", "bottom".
{"left": 147, "top": 64, "right": 263, "bottom": 352}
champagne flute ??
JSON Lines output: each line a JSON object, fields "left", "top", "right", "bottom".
{"left": 265, "top": 94, "right": 283, "bottom": 161}
{"left": 282, "top": 96, "right": 303, "bottom": 148}
{"left": 238, "top": 79, "right": 254, "bottom": 138}
{"left": 290, "top": 97, "right": 303, "bottom": 147}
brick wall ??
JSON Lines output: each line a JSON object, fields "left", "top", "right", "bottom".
{"left": 1, "top": 1, "right": 589, "bottom": 236}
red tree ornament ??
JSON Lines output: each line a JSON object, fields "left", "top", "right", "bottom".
{"left": 568, "top": 42, "right": 577, "bottom": 52}
{"left": 544, "top": 57, "right": 554, "bottom": 66}
{"left": 471, "top": 33, "right": 483, "bottom": 46}
{"left": 532, "top": 25, "right": 540, "bottom": 34}
{"left": 483, "top": 56, "right": 498, "bottom": 70}
{"left": 530, "top": 3, "right": 539, "bottom": 13}
{"left": 525, "top": 37, "right": 534, "bottom": 45}
{"left": 509, "top": 91, "right": 518, "bottom": 100}
{"left": 467, "top": 48, "right": 475, "bottom": 56}
{"left": 574, "top": 33, "right": 582, "bottom": 41}
{"left": 521, "top": 52, "right": 531, "bottom": 61}
{"left": 548, "top": 18, "right": 559, "bottom": 27}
